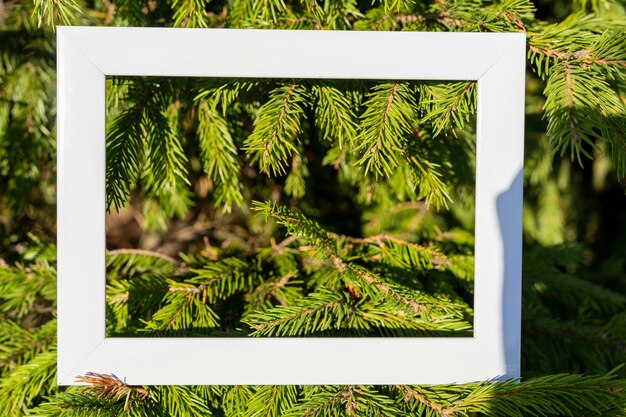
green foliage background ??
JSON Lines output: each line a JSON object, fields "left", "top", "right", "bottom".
{"left": 1, "top": 0, "right": 626, "bottom": 416}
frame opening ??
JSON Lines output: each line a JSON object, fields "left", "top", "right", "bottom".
{"left": 57, "top": 27, "right": 524, "bottom": 385}
{"left": 104, "top": 75, "right": 478, "bottom": 339}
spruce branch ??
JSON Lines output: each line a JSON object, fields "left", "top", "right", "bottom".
{"left": 106, "top": 79, "right": 192, "bottom": 217}
{"left": 354, "top": 6, "right": 469, "bottom": 32}
{"left": 241, "top": 386, "right": 299, "bottom": 417}
{"left": 585, "top": 30, "right": 626, "bottom": 80}
{"left": 106, "top": 273, "right": 169, "bottom": 335}
{"left": 244, "top": 289, "right": 345, "bottom": 336}
{"left": 171, "top": 0, "right": 210, "bottom": 28}
{"left": 105, "top": 85, "right": 150, "bottom": 213}
{"left": 298, "top": 0, "right": 361, "bottom": 31}
{"left": 354, "top": 7, "right": 402, "bottom": 31}
{"left": 523, "top": 315, "right": 626, "bottom": 375}
{"left": 445, "top": 254, "right": 475, "bottom": 284}
{"left": 113, "top": 0, "right": 151, "bottom": 25}
{"left": 155, "top": 385, "right": 214, "bottom": 417}
{"left": 526, "top": 269, "right": 626, "bottom": 316}
{"left": 32, "top": 0, "right": 84, "bottom": 28}
{"left": 106, "top": 249, "right": 179, "bottom": 333}
{"left": 197, "top": 100, "right": 245, "bottom": 211}
{"left": 355, "top": 82, "right": 416, "bottom": 178}
{"left": 220, "top": 386, "right": 257, "bottom": 416}
{"left": 395, "top": 372, "right": 626, "bottom": 416}
{"left": 106, "top": 279, "right": 132, "bottom": 334}
{"left": 543, "top": 61, "right": 625, "bottom": 170}
{"left": 328, "top": 231, "right": 448, "bottom": 269}
{"left": 339, "top": 261, "right": 425, "bottom": 314}
{"left": 194, "top": 79, "right": 260, "bottom": 116}
{"left": 0, "top": 260, "right": 56, "bottom": 320}
{"left": 312, "top": 82, "right": 358, "bottom": 148}
{"left": 187, "top": 257, "right": 255, "bottom": 304}
{"left": 0, "top": 348, "right": 56, "bottom": 416}
{"left": 285, "top": 385, "right": 401, "bottom": 417}
{"left": 528, "top": 14, "right": 626, "bottom": 79}
{"left": 244, "top": 83, "right": 307, "bottom": 176}
{"left": 142, "top": 93, "right": 192, "bottom": 222}
{"left": 529, "top": 30, "right": 626, "bottom": 80}
{"left": 254, "top": 201, "right": 471, "bottom": 328}
{"left": 285, "top": 150, "right": 310, "bottom": 198}
{"left": 253, "top": 201, "right": 337, "bottom": 255}
{"left": 419, "top": 82, "right": 476, "bottom": 138}
{"left": 394, "top": 384, "right": 456, "bottom": 416}
{"left": 231, "top": 0, "right": 289, "bottom": 24}
{"left": 141, "top": 280, "right": 220, "bottom": 333}
{"left": 405, "top": 149, "right": 452, "bottom": 209}
{"left": 432, "top": 0, "right": 534, "bottom": 32}
{"left": 107, "top": 248, "right": 180, "bottom": 275}
{"left": 246, "top": 270, "right": 302, "bottom": 310}
{"left": 374, "top": 237, "right": 448, "bottom": 270}
{"left": 31, "top": 390, "right": 130, "bottom": 416}
{"left": 454, "top": 373, "right": 626, "bottom": 416}
{"left": 244, "top": 286, "right": 463, "bottom": 337}
{"left": 480, "top": 0, "right": 535, "bottom": 32}
{"left": 0, "top": 319, "right": 55, "bottom": 373}
{"left": 372, "top": 0, "right": 414, "bottom": 14}
{"left": 527, "top": 15, "right": 626, "bottom": 177}
{"left": 338, "top": 262, "right": 469, "bottom": 327}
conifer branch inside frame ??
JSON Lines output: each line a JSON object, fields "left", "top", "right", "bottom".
{"left": 57, "top": 27, "right": 525, "bottom": 385}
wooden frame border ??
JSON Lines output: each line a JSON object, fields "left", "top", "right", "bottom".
{"left": 57, "top": 27, "right": 525, "bottom": 385}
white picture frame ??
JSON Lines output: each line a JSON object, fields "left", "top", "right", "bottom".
{"left": 57, "top": 27, "right": 525, "bottom": 385}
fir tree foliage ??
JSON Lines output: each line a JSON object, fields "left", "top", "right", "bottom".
{"left": 243, "top": 83, "right": 307, "bottom": 176}
{"left": 106, "top": 76, "right": 466, "bottom": 215}
{"left": 31, "top": 0, "right": 85, "bottom": 28}
{"left": 1, "top": 0, "right": 626, "bottom": 416}
{"left": 527, "top": 13, "right": 626, "bottom": 175}
{"left": 196, "top": 101, "right": 244, "bottom": 211}
{"left": 355, "top": 82, "right": 416, "bottom": 178}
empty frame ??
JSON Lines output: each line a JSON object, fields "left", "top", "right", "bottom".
{"left": 57, "top": 27, "right": 525, "bottom": 385}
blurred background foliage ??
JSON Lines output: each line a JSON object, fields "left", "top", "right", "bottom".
{"left": 1, "top": 0, "right": 626, "bottom": 416}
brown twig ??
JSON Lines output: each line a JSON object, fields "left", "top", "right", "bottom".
{"left": 76, "top": 372, "right": 151, "bottom": 410}
{"left": 396, "top": 385, "right": 456, "bottom": 416}
{"left": 106, "top": 248, "right": 179, "bottom": 265}
{"left": 102, "top": 0, "right": 115, "bottom": 25}
{"left": 327, "top": 231, "right": 448, "bottom": 266}
{"left": 330, "top": 254, "right": 425, "bottom": 314}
